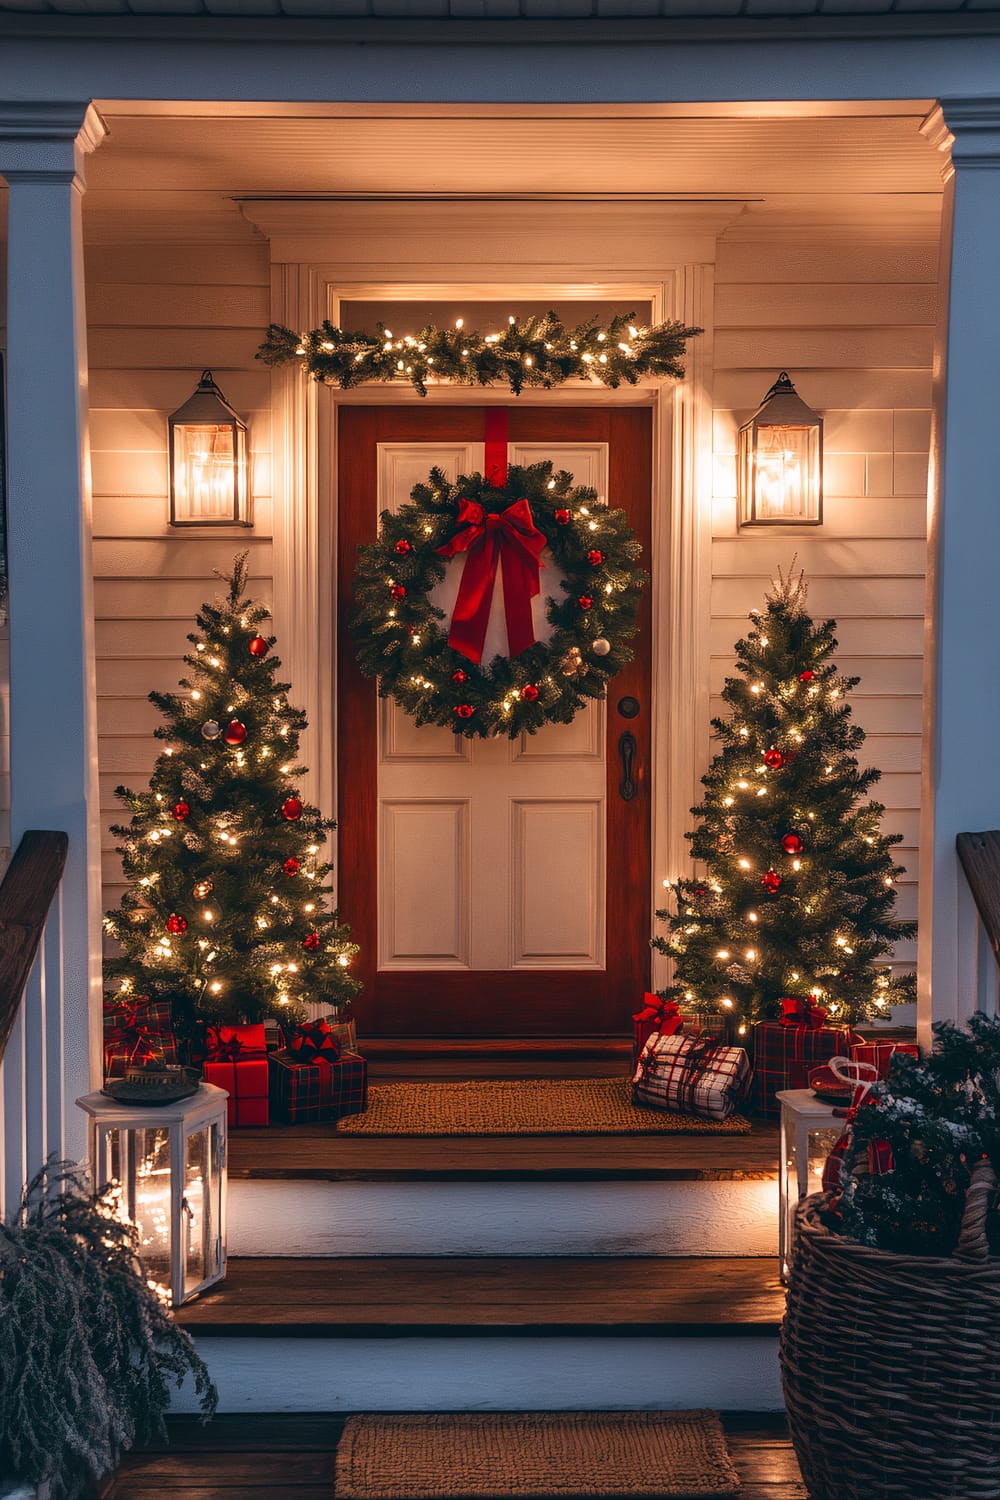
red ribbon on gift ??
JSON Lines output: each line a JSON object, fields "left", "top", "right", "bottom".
{"left": 780, "top": 996, "right": 828, "bottom": 1030}
{"left": 632, "top": 997, "right": 684, "bottom": 1037}
{"left": 436, "top": 496, "right": 547, "bottom": 666}
{"left": 286, "top": 1019, "right": 342, "bottom": 1064}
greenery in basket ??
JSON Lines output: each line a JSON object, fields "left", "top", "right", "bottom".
{"left": 831, "top": 1015, "right": 1000, "bottom": 1257}
{"left": 0, "top": 1160, "right": 216, "bottom": 1499}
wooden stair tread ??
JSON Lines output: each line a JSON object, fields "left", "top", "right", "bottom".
{"left": 176, "top": 1255, "right": 785, "bottom": 1336}
{"left": 228, "top": 1124, "right": 779, "bottom": 1181}
{"left": 104, "top": 1413, "right": 806, "bottom": 1500}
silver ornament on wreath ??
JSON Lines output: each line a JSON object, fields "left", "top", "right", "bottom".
{"left": 201, "top": 719, "right": 222, "bottom": 741}
{"left": 591, "top": 638, "right": 611, "bottom": 657}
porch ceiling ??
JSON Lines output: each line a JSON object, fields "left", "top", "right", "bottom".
{"left": 0, "top": 0, "right": 993, "bottom": 15}
{"left": 73, "top": 104, "right": 944, "bottom": 241}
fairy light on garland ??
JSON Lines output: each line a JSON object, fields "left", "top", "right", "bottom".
{"left": 257, "top": 310, "right": 701, "bottom": 397}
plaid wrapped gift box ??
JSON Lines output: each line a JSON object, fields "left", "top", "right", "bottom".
{"left": 631, "top": 994, "right": 683, "bottom": 1066}
{"left": 632, "top": 1033, "right": 751, "bottom": 1122}
{"left": 851, "top": 1038, "right": 920, "bottom": 1081}
{"left": 202, "top": 1023, "right": 269, "bottom": 1128}
{"left": 269, "top": 1047, "right": 368, "bottom": 1124}
{"left": 103, "top": 996, "right": 178, "bottom": 1079}
{"left": 750, "top": 1001, "right": 858, "bottom": 1116}
{"left": 282, "top": 1011, "right": 358, "bottom": 1056}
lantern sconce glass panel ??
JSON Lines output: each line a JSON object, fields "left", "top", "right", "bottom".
{"left": 168, "top": 370, "right": 251, "bottom": 527}
{"left": 737, "top": 371, "right": 823, "bottom": 527}
{"left": 77, "top": 1082, "right": 227, "bottom": 1307}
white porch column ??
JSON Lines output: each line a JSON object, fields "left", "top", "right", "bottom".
{"left": 918, "top": 100, "right": 1000, "bottom": 1046}
{"left": 0, "top": 103, "right": 107, "bottom": 1169}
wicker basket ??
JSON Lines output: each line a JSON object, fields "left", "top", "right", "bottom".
{"left": 781, "top": 1160, "right": 1000, "bottom": 1500}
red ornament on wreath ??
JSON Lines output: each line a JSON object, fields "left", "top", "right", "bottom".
{"left": 763, "top": 747, "right": 785, "bottom": 769}
{"left": 173, "top": 801, "right": 190, "bottom": 821}
{"left": 394, "top": 539, "right": 413, "bottom": 556}
{"left": 762, "top": 869, "right": 782, "bottom": 893}
{"left": 451, "top": 669, "right": 468, "bottom": 686}
{"left": 248, "top": 635, "right": 270, "bottom": 659}
{"left": 455, "top": 704, "right": 474, "bottom": 720}
{"left": 799, "top": 669, "right": 814, "bottom": 683}
{"left": 555, "top": 509, "right": 571, "bottom": 526}
{"left": 587, "top": 550, "right": 604, "bottom": 568}
{"left": 166, "top": 913, "right": 187, "bottom": 935}
{"left": 302, "top": 932, "right": 321, "bottom": 952}
{"left": 521, "top": 684, "right": 539, "bottom": 702}
{"left": 578, "top": 595, "right": 593, "bottom": 610}
{"left": 781, "top": 833, "right": 804, "bottom": 855}
{"left": 282, "top": 797, "right": 303, "bottom": 821}
{"left": 224, "top": 720, "right": 247, "bottom": 746}
{"left": 390, "top": 583, "right": 407, "bottom": 601}
{"left": 283, "top": 857, "right": 300, "bottom": 876}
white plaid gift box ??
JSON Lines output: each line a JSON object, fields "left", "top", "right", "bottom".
{"left": 632, "top": 1032, "right": 752, "bottom": 1122}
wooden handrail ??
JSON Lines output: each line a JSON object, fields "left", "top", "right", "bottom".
{"left": 957, "top": 830, "right": 1000, "bottom": 969}
{"left": 0, "top": 830, "right": 68, "bottom": 1066}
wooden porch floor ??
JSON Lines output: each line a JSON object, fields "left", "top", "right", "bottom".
{"left": 105, "top": 1414, "right": 807, "bottom": 1499}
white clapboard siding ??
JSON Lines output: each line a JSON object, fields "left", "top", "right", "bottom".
{"left": 711, "top": 216, "right": 935, "bottom": 983}
{"left": 86, "top": 240, "right": 272, "bottom": 910}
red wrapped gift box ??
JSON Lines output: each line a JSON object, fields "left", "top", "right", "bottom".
{"left": 103, "top": 996, "right": 178, "bottom": 1079}
{"left": 632, "top": 994, "right": 683, "bottom": 1065}
{"left": 269, "top": 1046, "right": 368, "bottom": 1125}
{"left": 851, "top": 1039, "right": 920, "bottom": 1081}
{"left": 202, "top": 1023, "right": 269, "bottom": 1127}
{"left": 750, "top": 999, "right": 859, "bottom": 1116}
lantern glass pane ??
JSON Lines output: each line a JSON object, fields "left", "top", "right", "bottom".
{"left": 753, "top": 423, "right": 821, "bottom": 523}
{"left": 173, "top": 422, "right": 236, "bottom": 522}
{"left": 184, "top": 1127, "right": 210, "bottom": 1295}
{"left": 132, "top": 1126, "right": 173, "bottom": 1292}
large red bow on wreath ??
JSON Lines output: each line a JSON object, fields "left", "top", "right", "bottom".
{"left": 436, "top": 497, "right": 547, "bottom": 665}
{"left": 780, "top": 995, "right": 828, "bottom": 1030}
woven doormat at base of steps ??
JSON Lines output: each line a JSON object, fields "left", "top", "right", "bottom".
{"left": 334, "top": 1411, "right": 743, "bottom": 1499}
{"left": 336, "top": 1077, "right": 751, "bottom": 1135}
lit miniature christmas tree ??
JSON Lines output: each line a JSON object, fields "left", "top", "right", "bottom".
{"left": 105, "top": 556, "right": 361, "bottom": 1030}
{"left": 653, "top": 567, "right": 916, "bottom": 1032}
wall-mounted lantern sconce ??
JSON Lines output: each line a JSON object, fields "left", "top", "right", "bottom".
{"left": 168, "top": 371, "right": 250, "bottom": 527}
{"left": 738, "top": 372, "right": 823, "bottom": 527}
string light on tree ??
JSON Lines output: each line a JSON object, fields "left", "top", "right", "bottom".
{"left": 105, "top": 554, "right": 361, "bottom": 1030}
{"left": 652, "top": 566, "right": 916, "bottom": 1031}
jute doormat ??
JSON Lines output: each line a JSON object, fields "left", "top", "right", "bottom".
{"left": 334, "top": 1411, "right": 742, "bottom": 1499}
{"left": 336, "top": 1077, "right": 750, "bottom": 1136}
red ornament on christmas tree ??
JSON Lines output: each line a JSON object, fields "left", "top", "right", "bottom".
{"left": 578, "top": 596, "right": 593, "bottom": 610}
{"left": 799, "top": 669, "right": 814, "bottom": 683}
{"left": 587, "top": 550, "right": 604, "bottom": 568}
{"left": 283, "top": 857, "right": 300, "bottom": 876}
{"left": 521, "top": 684, "right": 539, "bottom": 702}
{"left": 173, "top": 801, "right": 190, "bottom": 821}
{"left": 762, "top": 869, "right": 782, "bottom": 893}
{"left": 248, "top": 635, "right": 270, "bottom": 658}
{"left": 302, "top": 932, "right": 321, "bottom": 952}
{"left": 394, "top": 538, "right": 412, "bottom": 556}
{"left": 451, "top": 669, "right": 468, "bottom": 685}
{"left": 554, "top": 509, "right": 571, "bottom": 526}
{"left": 167, "top": 913, "right": 187, "bottom": 935}
{"left": 454, "top": 704, "right": 474, "bottom": 720}
{"left": 781, "top": 833, "right": 803, "bottom": 854}
{"left": 282, "top": 797, "right": 303, "bottom": 821}
{"left": 763, "top": 747, "right": 785, "bottom": 769}
{"left": 224, "top": 720, "right": 248, "bottom": 745}
{"left": 390, "top": 583, "right": 407, "bottom": 600}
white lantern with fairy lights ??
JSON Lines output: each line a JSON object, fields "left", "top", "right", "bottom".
{"left": 776, "top": 1087, "right": 843, "bottom": 1282}
{"left": 738, "top": 371, "right": 823, "bottom": 527}
{"left": 78, "top": 1082, "right": 227, "bottom": 1307}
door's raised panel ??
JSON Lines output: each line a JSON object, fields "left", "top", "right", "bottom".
{"left": 511, "top": 800, "right": 605, "bottom": 969}
{"left": 380, "top": 698, "right": 470, "bottom": 763}
{"left": 377, "top": 444, "right": 479, "bottom": 517}
{"left": 379, "top": 800, "right": 470, "bottom": 969}
{"left": 513, "top": 700, "right": 605, "bottom": 763}
{"left": 510, "top": 443, "right": 609, "bottom": 503}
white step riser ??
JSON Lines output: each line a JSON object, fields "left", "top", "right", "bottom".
{"left": 174, "top": 1335, "right": 783, "bottom": 1413}
{"left": 227, "top": 1178, "right": 779, "bottom": 1257}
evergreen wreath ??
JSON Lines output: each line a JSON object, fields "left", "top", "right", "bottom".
{"left": 258, "top": 310, "right": 701, "bottom": 397}
{"left": 351, "top": 460, "right": 647, "bottom": 739}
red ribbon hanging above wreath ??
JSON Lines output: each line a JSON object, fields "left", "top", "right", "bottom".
{"left": 436, "top": 410, "right": 547, "bottom": 665}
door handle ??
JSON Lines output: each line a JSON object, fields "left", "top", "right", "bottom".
{"left": 618, "top": 730, "right": 638, "bottom": 802}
